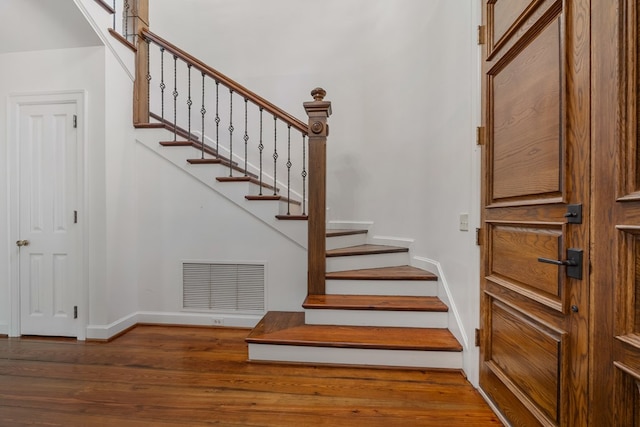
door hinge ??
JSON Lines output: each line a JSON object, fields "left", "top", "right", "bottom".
{"left": 74, "top": 210, "right": 78, "bottom": 224}
{"left": 476, "top": 228, "right": 482, "bottom": 246}
{"left": 73, "top": 115, "right": 77, "bottom": 128}
{"left": 74, "top": 306, "right": 78, "bottom": 319}
{"left": 475, "top": 328, "right": 481, "bottom": 347}
{"left": 476, "top": 126, "right": 485, "bottom": 146}
{"left": 477, "top": 25, "right": 486, "bottom": 45}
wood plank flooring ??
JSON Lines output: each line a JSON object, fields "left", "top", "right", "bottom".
{"left": 0, "top": 325, "right": 501, "bottom": 426}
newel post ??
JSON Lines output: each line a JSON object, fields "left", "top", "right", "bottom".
{"left": 304, "top": 88, "right": 332, "bottom": 295}
{"left": 133, "top": 0, "right": 149, "bottom": 124}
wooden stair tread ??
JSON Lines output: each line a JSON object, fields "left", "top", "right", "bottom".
{"left": 326, "top": 244, "right": 409, "bottom": 257}
{"left": 216, "top": 176, "right": 278, "bottom": 193}
{"left": 245, "top": 195, "right": 302, "bottom": 206}
{"left": 326, "top": 229, "right": 368, "bottom": 237}
{"left": 275, "top": 215, "right": 308, "bottom": 220}
{"left": 302, "top": 295, "right": 448, "bottom": 312}
{"left": 326, "top": 265, "right": 437, "bottom": 281}
{"left": 247, "top": 312, "right": 461, "bottom": 351}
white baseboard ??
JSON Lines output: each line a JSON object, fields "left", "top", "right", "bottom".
{"left": 0, "top": 323, "right": 8, "bottom": 335}
{"left": 85, "top": 311, "right": 261, "bottom": 340}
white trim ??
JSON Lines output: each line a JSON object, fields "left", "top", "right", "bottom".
{"left": 0, "top": 323, "right": 8, "bottom": 335}
{"left": 370, "top": 235, "right": 414, "bottom": 249}
{"left": 327, "top": 220, "right": 373, "bottom": 230}
{"left": 412, "top": 256, "right": 469, "bottom": 350}
{"left": 85, "top": 311, "right": 261, "bottom": 340}
{"left": 7, "top": 90, "right": 87, "bottom": 339}
{"left": 248, "top": 343, "right": 463, "bottom": 369}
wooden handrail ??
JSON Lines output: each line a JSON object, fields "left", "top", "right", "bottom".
{"left": 141, "top": 28, "right": 308, "bottom": 134}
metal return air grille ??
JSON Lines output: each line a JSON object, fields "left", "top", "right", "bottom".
{"left": 183, "top": 262, "right": 265, "bottom": 312}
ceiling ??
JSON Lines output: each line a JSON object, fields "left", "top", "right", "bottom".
{"left": 0, "top": 0, "right": 102, "bottom": 54}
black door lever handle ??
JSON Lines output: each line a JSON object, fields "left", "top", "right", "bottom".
{"left": 536, "top": 248, "right": 583, "bottom": 280}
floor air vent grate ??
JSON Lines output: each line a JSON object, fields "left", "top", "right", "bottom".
{"left": 183, "top": 262, "right": 265, "bottom": 312}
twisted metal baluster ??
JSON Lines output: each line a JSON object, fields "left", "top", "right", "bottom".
{"left": 215, "top": 82, "right": 220, "bottom": 157}
{"left": 200, "top": 72, "right": 206, "bottom": 151}
{"left": 159, "top": 47, "right": 165, "bottom": 121}
{"left": 258, "top": 109, "right": 264, "bottom": 196}
{"left": 123, "top": 0, "right": 130, "bottom": 41}
{"left": 301, "top": 134, "right": 307, "bottom": 215}
{"left": 186, "top": 64, "right": 193, "bottom": 144}
{"left": 172, "top": 56, "right": 178, "bottom": 141}
{"left": 286, "top": 125, "right": 292, "bottom": 215}
{"left": 145, "top": 38, "right": 151, "bottom": 121}
{"left": 243, "top": 99, "right": 249, "bottom": 176}
{"left": 272, "top": 116, "right": 278, "bottom": 196}
{"left": 228, "top": 89, "right": 234, "bottom": 177}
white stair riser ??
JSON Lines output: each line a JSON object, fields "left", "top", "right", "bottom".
{"left": 304, "top": 309, "right": 448, "bottom": 328}
{"left": 326, "top": 234, "right": 368, "bottom": 250}
{"left": 248, "top": 343, "right": 463, "bottom": 369}
{"left": 326, "top": 279, "right": 438, "bottom": 296}
{"left": 326, "top": 252, "right": 409, "bottom": 272}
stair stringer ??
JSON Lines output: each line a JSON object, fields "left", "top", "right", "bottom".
{"left": 135, "top": 127, "right": 307, "bottom": 249}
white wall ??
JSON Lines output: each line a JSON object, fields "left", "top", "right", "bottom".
{"left": 150, "top": 0, "right": 481, "bottom": 383}
{"left": 0, "top": 46, "right": 107, "bottom": 334}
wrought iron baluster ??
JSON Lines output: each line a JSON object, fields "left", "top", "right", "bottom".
{"left": 215, "top": 82, "right": 220, "bottom": 157}
{"left": 273, "top": 116, "right": 278, "bottom": 196}
{"left": 243, "top": 99, "right": 249, "bottom": 176}
{"left": 259, "top": 108, "right": 264, "bottom": 196}
{"left": 228, "top": 89, "right": 234, "bottom": 177}
{"left": 286, "top": 125, "right": 292, "bottom": 215}
{"left": 302, "top": 134, "right": 307, "bottom": 216}
{"left": 172, "top": 55, "right": 178, "bottom": 141}
{"left": 123, "top": 0, "right": 129, "bottom": 40}
{"left": 200, "top": 72, "right": 206, "bottom": 151}
{"left": 145, "top": 38, "right": 151, "bottom": 120}
{"left": 186, "top": 64, "right": 193, "bottom": 145}
{"left": 112, "top": 0, "right": 116, "bottom": 29}
{"left": 159, "top": 47, "right": 165, "bottom": 121}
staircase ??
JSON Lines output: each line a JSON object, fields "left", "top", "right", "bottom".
{"left": 99, "top": 1, "right": 464, "bottom": 371}
{"left": 246, "top": 229, "right": 463, "bottom": 369}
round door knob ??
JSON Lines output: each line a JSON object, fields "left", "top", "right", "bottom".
{"left": 16, "top": 240, "right": 29, "bottom": 247}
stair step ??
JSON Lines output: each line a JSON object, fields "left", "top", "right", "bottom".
{"left": 216, "top": 176, "right": 278, "bottom": 193}
{"left": 326, "top": 229, "right": 368, "bottom": 250}
{"left": 247, "top": 312, "right": 462, "bottom": 369}
{"left": 275, "top": 215, "right": 308, "bottom": 220}
{"left": 327, "top": 244, "right": 408, "bottom": 257}
{"left": 245, "top": 195, "right": 302, "bottom": 206}
{"left": 326, "top": 265, "right": 437, "bottom": 281}
{"left": 326, "top": 229, "right": 368, "bottom": 237}
{"left": 303, "top": 295, "right": 448, "bottom": 328}
{"left": 247, "top": 312, "right": 460, "bottom": 350}
{"left": 326, "top": 245, "right": 409, "bottom": 272}
{"left": 303, "top": 295, "right": 447, "bottom": 311}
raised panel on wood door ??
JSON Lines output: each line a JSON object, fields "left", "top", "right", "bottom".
{"left": 488, "top": 14, "right": 564, "bottom": 205}
{"left": 488, "top": 223, "right": 565, "bottom": 311}
{"left": 487, "top": 300, "right": 565, "bottom": 424}
{"left": 614, "top": 362, "right": 640, "bottom": 426}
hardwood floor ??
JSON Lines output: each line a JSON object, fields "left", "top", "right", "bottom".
{"left": 0, "top": 325, "right": 501, "bottom": 426}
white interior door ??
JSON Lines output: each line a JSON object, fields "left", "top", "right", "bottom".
{"left": 17, "top": 101, "right": 80, "bottom": 337}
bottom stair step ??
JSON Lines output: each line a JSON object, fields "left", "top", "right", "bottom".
{"left": 246, "top": 311, "right": 462, "bottom": 369}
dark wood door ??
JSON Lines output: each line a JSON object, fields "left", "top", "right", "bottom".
{"left": 592, "top": 1, "right": 640, "bottom": 425}
{"left": 479, "top": 1, "right": 590, "bottom": 425}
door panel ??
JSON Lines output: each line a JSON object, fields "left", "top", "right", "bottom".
{"left": 591, "top": 0, "right": 640, "bottom": 424}
{"left": 480, "top": 0, "right": 590, "bottom": 425}
{"left": 18, "top": 103, "right": 79, "bottom": 337}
